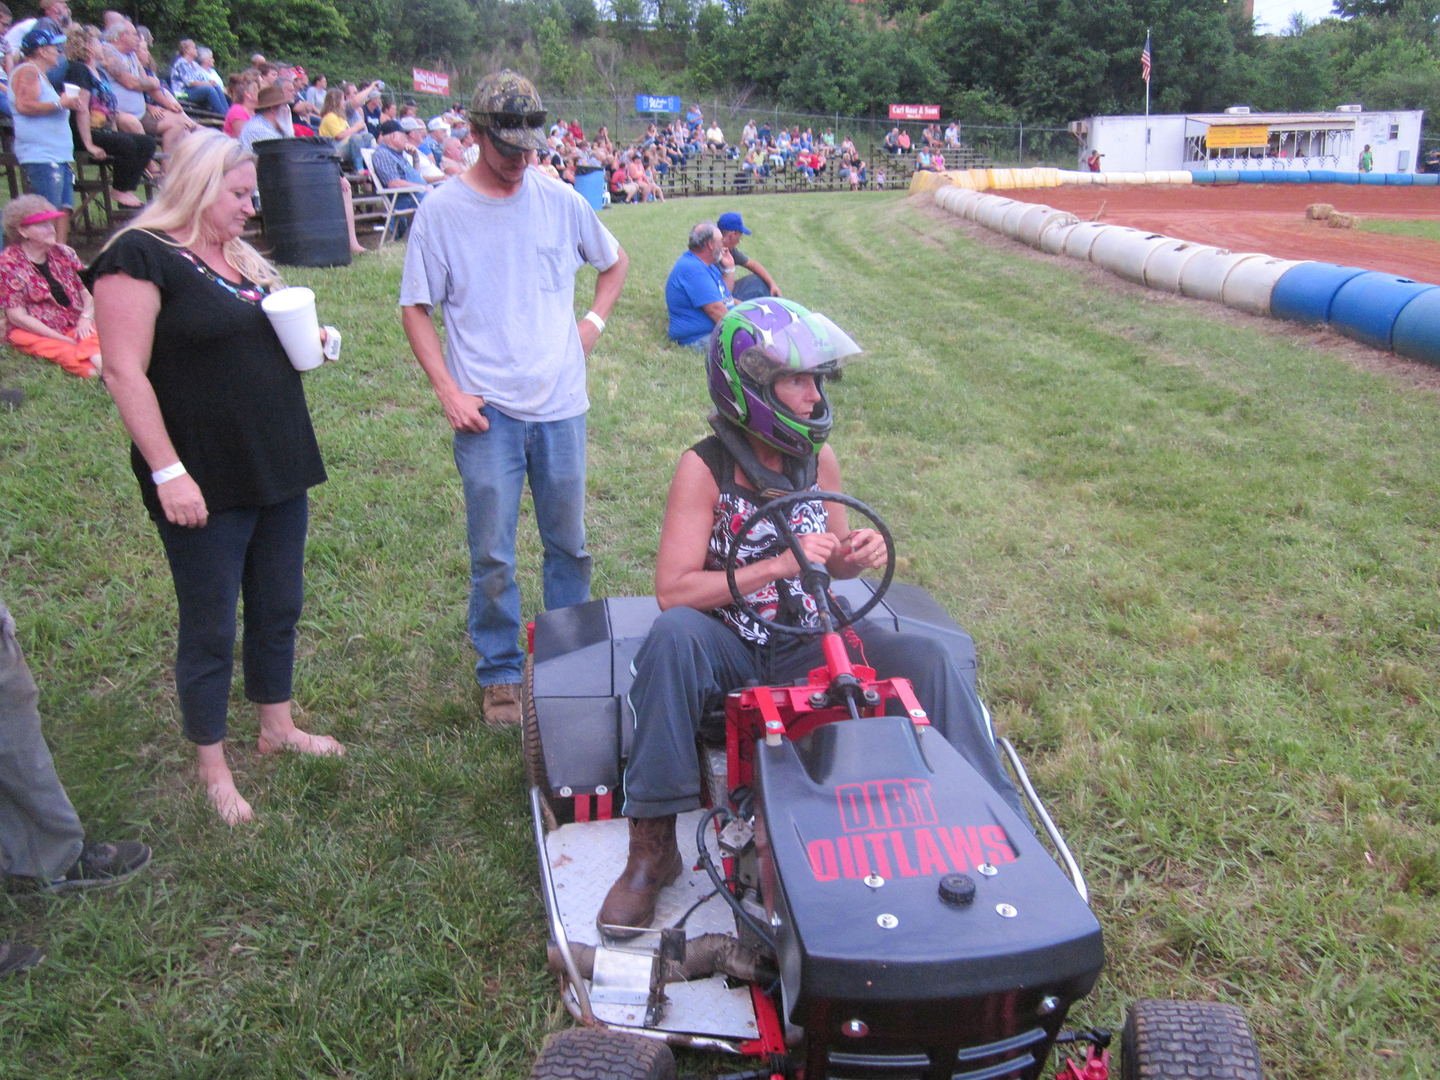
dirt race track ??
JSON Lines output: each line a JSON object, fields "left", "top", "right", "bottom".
{"left": 1007, "top": 183, "right": 1440, "bottom": 283}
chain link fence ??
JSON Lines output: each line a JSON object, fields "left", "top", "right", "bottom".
{"left": 537, "top": 96, "right": 1077, "bottom": 167}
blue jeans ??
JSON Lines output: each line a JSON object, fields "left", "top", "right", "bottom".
{"left": 453, "top": 407, "right": 590, "bottom": 687}
{"left": 22, "top": 163, "right": 73, "bottom": 210}
{"left": 179, "top": 83, "right": 228, "bottom": 116}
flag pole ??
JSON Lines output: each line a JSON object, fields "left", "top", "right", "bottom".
{"left": 1143, "top": 27, "right": 1152, "bottom": 170}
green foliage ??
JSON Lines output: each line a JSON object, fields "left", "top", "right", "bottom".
{"left": 228, "top": 0, "right": 349, "bottom": 55}
{"left": 537, "top": 16, "right": 579, "bottom": 88}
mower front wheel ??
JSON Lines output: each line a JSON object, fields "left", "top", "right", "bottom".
{"left": 1121, "top": 999, "right": 1263, "bottom": 1080}
{"left": 529, "top": 1027, "right": 676, "bottom": 1080}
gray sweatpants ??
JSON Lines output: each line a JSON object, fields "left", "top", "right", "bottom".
{"left": 0, "top": 598, "right": 84, "bottom": 881}
{"left": 621, "top": 606, "right": 1027, "bottom": 822}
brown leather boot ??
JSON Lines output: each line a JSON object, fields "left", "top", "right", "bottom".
{"left": 596, "top": 815, "right": 684, "bottom": 938}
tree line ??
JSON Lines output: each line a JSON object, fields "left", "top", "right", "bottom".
{"left": 77, "top": 0, "right": 1440, "bottom": 128}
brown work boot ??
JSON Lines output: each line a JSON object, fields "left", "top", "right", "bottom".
{"left": 596, "top": 815, "right": 685, "bottom": 938}
{"left": 483, "top": 682, "right": 522, "bottom": 728}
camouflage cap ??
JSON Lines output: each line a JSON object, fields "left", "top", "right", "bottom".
{"left": 470, "top": 70, "right": 548, "bottom": 153}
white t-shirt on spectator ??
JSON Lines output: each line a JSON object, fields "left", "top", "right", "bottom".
{"left": 2, "top": 19, "right": 35, "bottom": 57}
{"left": 398, "top": 169, "right": 620, "bottom": 423}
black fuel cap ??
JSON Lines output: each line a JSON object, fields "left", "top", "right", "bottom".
{"left": 938, "top": 873, "right": 977, "bottom": 906}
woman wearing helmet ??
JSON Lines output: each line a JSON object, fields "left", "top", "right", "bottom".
{"left": 598, "top": 298, "right": 1026, "bottom": 935}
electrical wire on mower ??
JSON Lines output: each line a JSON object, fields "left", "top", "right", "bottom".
{"left": 695, "top": 805, "right": 777, "bottom": 955}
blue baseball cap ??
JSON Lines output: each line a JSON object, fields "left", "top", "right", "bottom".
{"left": 717, "top": 211, "right": 750, "bottom": 235}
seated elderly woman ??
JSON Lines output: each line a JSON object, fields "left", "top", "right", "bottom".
{"left": 598, "top": 299, "right": 1027, "bottom": 933}
{"left": 0, "top": 195, "right": 101, "bottom": 378}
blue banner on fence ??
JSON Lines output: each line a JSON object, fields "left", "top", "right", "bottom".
{"left": 636, "top": 94, "right": 682, "bottom": 114}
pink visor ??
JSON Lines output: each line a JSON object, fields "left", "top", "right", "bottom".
{"left": 20, "top": 209, "right": 66, "bottom": 226}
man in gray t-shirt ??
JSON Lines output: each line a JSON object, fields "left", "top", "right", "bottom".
{"left": 400, "top": 70, "right": 628, "bottom": 727}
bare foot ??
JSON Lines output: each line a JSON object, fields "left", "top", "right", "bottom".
{"left": 196, "top": 741, "right": 253, "bottom": 825}
{"left": 257, "top": 729, "right": 346, "bottom": 756}
{"left": 207, "top": 779, "right": 254, "bottom": 825}
{"left": 350, "top": 244, "right": 366, "bottom": 255}
{"left": 114, "top": 193, "right": 144, "bottom": 209}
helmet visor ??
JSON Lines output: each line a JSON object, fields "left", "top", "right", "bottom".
{"left": 734, "top": 308, "right": 863, "bottom": 384}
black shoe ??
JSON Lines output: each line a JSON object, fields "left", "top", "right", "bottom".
{"left": 49, "top": 841, "right": 152, "bottom": 893}
{"left": 0, "top": 941, "right": 45, "bottom": 976}
{"left": 0, "top": 389, "right": 23, "bottom": 409}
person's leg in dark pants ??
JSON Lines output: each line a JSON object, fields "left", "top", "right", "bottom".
{"left": 157, "top": 497, "right": 340, "bottom": 826}
{"left": 854, "top": 625, "right": 1028, "bottom": 822}
{"left": 91, "top": 129, "right": 156, "bottom": 201}
{"left": 604, "top": 608, "right": 761, "bottom": 935}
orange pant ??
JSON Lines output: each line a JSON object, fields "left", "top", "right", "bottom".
{"left": 7, "top": 327, "right": 100, "bottom": 378}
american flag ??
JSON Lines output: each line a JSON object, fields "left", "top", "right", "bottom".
{"left": 1141, "top": 30, "right": 1152, "bottom": 83}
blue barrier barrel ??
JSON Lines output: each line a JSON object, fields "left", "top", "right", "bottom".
{"left": 1392, "top": 289, "right": 1440, "bottom": 367}
{"left": 1191, "top": 171, "right": 1216, "bottom": 183}
{"left": 1330, "top": 272, "right": 1437, "bottom": 350}
{"left": 1332, "top": 171, "right": 1361, "bottom": 183}
{"left": 1287, "top": 171, "right": 1311, "bottom": 183}
{"left": 1386, "top": 172, "right": 1414, "bottom": 186}
{"left": 1309, "top": 169, "right": 1337, "bottom": 183}
{"left": 1270, "top": 263, "right": 1369, "bottom": 325}
{"left": 1414, "top": 173, "right": 1440, "bottom": 186}
{"left": 573, "top": 166, "right": 606, "bottom": 210}
{"left": 1210, "top": 170, "right": 1241, "bottom": 183}
{"left": 1239, "top": 171, "right": 1265, "bottom": 183}
{"left": 1359, "top": 172, "right": 1386, "bottom": 185}
{"left": 1259, "top": 170, "right": 1288, "bottom": 183}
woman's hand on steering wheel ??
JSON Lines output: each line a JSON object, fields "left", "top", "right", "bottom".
{"left": 771, "top": 531, "right": 842, "bottom": 580}
{"left": 838, "top": 528, "right": 887, "bottom": 571}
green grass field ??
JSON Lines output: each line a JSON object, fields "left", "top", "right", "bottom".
{"left": 2, "top": 191, "right": 1438, "bottom": 1078}
{"left": 1359, "top": 218, "right": 1440, "bottom": 243}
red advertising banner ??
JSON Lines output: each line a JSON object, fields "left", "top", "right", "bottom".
{"left": 889, "top": 104, "right": 940, "bottom": 121}
{"left": 412, "top": 68, "right": 450, "bottom": 96}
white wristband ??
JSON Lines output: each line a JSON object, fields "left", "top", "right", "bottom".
{"left": 152, "top": 462, "right": 187, "bottom": 485}
{"left": 583, "top": 310, "right": 605, "bottom": 333}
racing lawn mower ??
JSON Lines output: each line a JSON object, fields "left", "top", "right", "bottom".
{"left": 523, "top": 491, "right": 1264, "bottom": 1080}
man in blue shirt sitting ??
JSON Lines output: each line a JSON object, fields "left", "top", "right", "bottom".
{"left": 370, "top": 118, "right": 429, "bottom": 238}
{"left": 664, "top": 222, "right": 734, "bottom": 349}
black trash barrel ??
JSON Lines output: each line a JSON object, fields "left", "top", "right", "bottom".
{"left": 253, "top": 136, "right": 351, "bottom": 268}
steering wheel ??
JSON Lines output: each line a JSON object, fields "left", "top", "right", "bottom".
{"left": 724, "top": 490, "right": 896, "bottom": 637}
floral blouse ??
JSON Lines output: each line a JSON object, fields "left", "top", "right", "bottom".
{"left": 0, "top": 243, "right": 85, "bottom": 334}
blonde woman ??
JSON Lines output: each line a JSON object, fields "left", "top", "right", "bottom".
{"left": 88, "top": 130, "right": 345, "bottom": 826}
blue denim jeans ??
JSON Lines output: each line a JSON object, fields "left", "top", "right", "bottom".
{"left": 22, "top": 162, "right": 73, "bottom": 210}
{"left": 453, "top": 407, "right": 590, "bottom": 687}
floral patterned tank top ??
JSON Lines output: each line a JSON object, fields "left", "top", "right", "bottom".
{"left": 692, "top": 435, "right": 827, "bottom": 646}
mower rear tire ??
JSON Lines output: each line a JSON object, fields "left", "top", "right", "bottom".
{"left": 1122, "top": 999, "right": 1263, "bottom": 1080}
{"left": 529, "top": 1027, "right": 676, "bottom": 1080}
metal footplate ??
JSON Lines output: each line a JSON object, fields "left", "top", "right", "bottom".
{"left": 538, "top": 806, "right": 760, "bottom": 1044}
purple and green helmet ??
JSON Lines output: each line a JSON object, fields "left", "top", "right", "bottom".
{"left": 707, "top": 298, "right": 863, "bottom": 458}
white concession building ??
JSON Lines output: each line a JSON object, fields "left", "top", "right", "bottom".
{"left": 1072, "top": 107, "right": 1424, "bottom": 174}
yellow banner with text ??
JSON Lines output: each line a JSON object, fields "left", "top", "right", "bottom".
{"left": 1206, "top": 125, "right": 1270, "bottom": 149}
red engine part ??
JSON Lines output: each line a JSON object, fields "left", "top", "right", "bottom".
{"left": 724, "top": 631, "right": 930, "bottom": 796}
{"left": 1056, "top": 1046, "right": 1110, "bottom": 1080}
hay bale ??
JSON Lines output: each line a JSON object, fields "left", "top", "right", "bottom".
{"left": 1328, "top": 212, "right": 1359, "bottom": 229}
{"left": 1306, "top": 202, "right": 1335, "bottom": 220}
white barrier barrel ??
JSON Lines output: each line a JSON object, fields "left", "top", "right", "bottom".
{"left": 1180, "top": 250, "right": 1264, "bottom": 303}
{"left": 1143, "top": 171, "right": 1169, "bottom": 185}
{"left": 967, "top": 192, "right": 998, "bottom": 221}
{"left": 1019, "top": 207, "right": 1078, "bottom": 248}
{"left": 1221, "top": 257, "right": 1308, "bottom": 317}
{"left": 934, "top": 186, "right": 962, "bottom": 212}
{"left": 1060, "top": 222, "right": 1115, "bottom": 260}
{"left": 1000, "top": 201, "right": 1033, "bottom": 237}
{"left": 976, "top": 197, "right": 1016, "bottom": 230}
{"left": 1167, "top": 170, "right": 1194, "bottom": 184}
{"left": 949, "top": 189, "right": 982, "bottom": 217}
{"left": 1090, "top": 229, "right": 1173, "bottom": 283}
{"left": 1144, "top": 240, "right": 1215, "bottom": 293}
{"left": 1040, "top": 222, "right": 1077, "bottom": 254}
